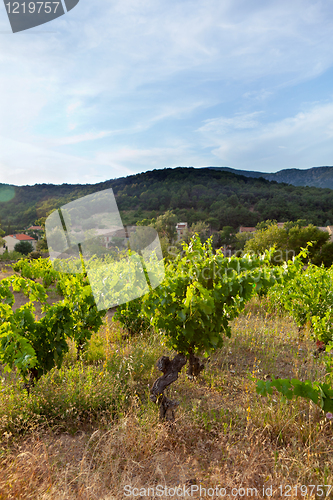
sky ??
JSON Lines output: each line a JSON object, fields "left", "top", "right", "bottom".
{"left": 1, "top": 0, "right": 333, "bottom": 185}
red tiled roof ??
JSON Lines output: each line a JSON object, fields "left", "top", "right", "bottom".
{"left": 27, "top": 225, "right": 42, "bottom": 230}
{"left": 8, "top": 234, "right": 36, "bottom": 241}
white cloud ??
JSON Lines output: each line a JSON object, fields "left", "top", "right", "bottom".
{"left": 199, "top": 112, "right": 263, "bottom": 134}
{"left": 0, "top": 136, "right": 108, "bottom": 185}
{"left": 198, "top": 101, "right": 333, "bottom": 171}
{"left": 93, "top": 144, "right": 202, "bottom": 173}
{"left": 2, "top": 1, "right": 333, "bottom": 183}
{"left": 243, "top": 90, "right": 273, "bottom": 101}
{"left": 56, "top": 130, "right": 113, "bottom": 145}
{"left": 0, "top": 136, "right": 204, "bottom": 185}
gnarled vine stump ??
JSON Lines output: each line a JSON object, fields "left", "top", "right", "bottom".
{"left": 150, "top": 353, "right": 187, "bottom": 421}
{"left": 187, "top": 352, "right": 205, "bottom": 378}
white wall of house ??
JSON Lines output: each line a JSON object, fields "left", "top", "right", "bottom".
{"left": 2, "top": 235, "right": 37, "bottom": 252}
{"left": 176, "top": 222, "right": 188, "bottom": 242}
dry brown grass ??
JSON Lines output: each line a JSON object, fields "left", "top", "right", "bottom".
{"left": 1, "top": 300, "right": 333, "bottom": 499}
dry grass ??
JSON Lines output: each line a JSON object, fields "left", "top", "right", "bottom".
{"left": 1, "top": 299, "right": 333, "bottom": 499}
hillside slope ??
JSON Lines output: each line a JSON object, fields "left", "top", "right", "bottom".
{"left": 1, "top": 167, "right": 333, "bottom": 231}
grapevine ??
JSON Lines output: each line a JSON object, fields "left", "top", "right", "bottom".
{"left": 0, "top": 259, "right": 106, "bottom": 386}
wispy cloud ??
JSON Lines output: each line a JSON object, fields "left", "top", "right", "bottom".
{"left": 56, "top": 130, "right": 113, "bottom": 145}
{"left": 198, "top": 112, "right": 263, "bottom": 134}
{"left": 1, "top": 0, "right": 333, "bottom": 183}
{"left": 198, "top": 101, "right": 333, "bottom": 170}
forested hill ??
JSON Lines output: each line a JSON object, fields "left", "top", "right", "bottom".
{"left": 208, "top": 165, "right": 333, "bottom": 189}
{"left": 2, "top": 167, "right": 333, "bottom": 232}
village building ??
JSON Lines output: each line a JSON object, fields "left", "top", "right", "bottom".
{"left": 239, "top": 222, "right": 285, "bottom": 233}
{"left": 1, "top": 234, "right": 37, "bottom": 254}
{"left": 175, "top": 222, "right": 188, "bottom": 241}
{"left": 238, "top": 226, "right": 256, "bottom": 233}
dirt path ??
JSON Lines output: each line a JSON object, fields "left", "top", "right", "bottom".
{"left": 0, "top": 264, "right": 17, "bottom": 280}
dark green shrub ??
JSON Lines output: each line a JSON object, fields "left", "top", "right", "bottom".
{"left": 28, "top": 251, "right": 42, "bottom": 260}
{"left": 14, "top": 241, "right": 33, "bottom": 255}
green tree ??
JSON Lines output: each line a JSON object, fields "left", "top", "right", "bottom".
{"left": 154, "top": 210, "right": 177, "bottom": 243}
{"left": 255, "top": 219, "right": 278, "bottom": 231}
{"left": 34, "top": 216, "right": 46, "bottom": 229}
{"left": 219, "top": 226, "right": 237, "bottom": 251}
{"left": 312, "top": 242, "right": 333, "bottom": 267}
{"left": 244, "top": 221, "right": 330, "bottom": 265}
{"left": 136, "top": 217, "right": 156, "bottom": 227}
{"left": 283, "top": 219, "right": 307, "bottom": 231}
{"left": 33, "top": 217, "right": 48, "bottom": 252}
{"left": 288, "top": 224, "right": 329, "bottom": 260}
{"left": 36, "top": 239, "right": 48, "bottom": 252}
{"left": 0, "top": 223, "right": 5, "bottom": 248}
{"left": 234, "top": 231, "right": 255, "bottom": 251}
{"left": 14, "top": 241, "right": 34, "bottom": 255}
{"left": 206, "top": 217, "right": 219, "bottom": 231}
{"left": 244, "top": 224, "right": 288, "bottom": 263}
{"left": 185, "top": 221, "right": 210, "bottom": 244}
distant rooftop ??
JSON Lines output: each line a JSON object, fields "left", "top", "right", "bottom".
{"left": 239, "top": 226, "right": 256, "bottom": 233}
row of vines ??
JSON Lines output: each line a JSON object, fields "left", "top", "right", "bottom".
{"left": 1, "top": 236, "right": 333, "bottom": 419}
{"left": 0, "top": 258, "right": 105, "bottom": 387}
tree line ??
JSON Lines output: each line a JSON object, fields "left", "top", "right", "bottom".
{"left": 2, "top": 167, "right": 333, "bottom": 233}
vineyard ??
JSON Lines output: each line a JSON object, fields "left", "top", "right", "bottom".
{"left": 1, "top": 236, "right": 333, "bottom": 499}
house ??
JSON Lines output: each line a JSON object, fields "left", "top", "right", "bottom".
{"left": 82, "top": 227, "right": 136, "bottom": 250}
{"left": 239, "top": 222, "right": 285, "bottom": 233}
{"left": 1, "top": 234, "right": 37, "bottom": 254}
{"left": 175, "top": 222, "right": 188, "bottom": 241}
{"left": 239, "top": 226, "right": 256, "bottom": 233}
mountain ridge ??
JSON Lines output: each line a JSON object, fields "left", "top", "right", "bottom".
{"left": 2, "top": 167, "right": 333, "bottom": 232}
{"left": 206, "top": 165, "right": 333, "bottom": 189}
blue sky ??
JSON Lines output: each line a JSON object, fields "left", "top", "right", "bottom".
{"left": 1, "top": 0, "right": 333, "bottom": 185}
